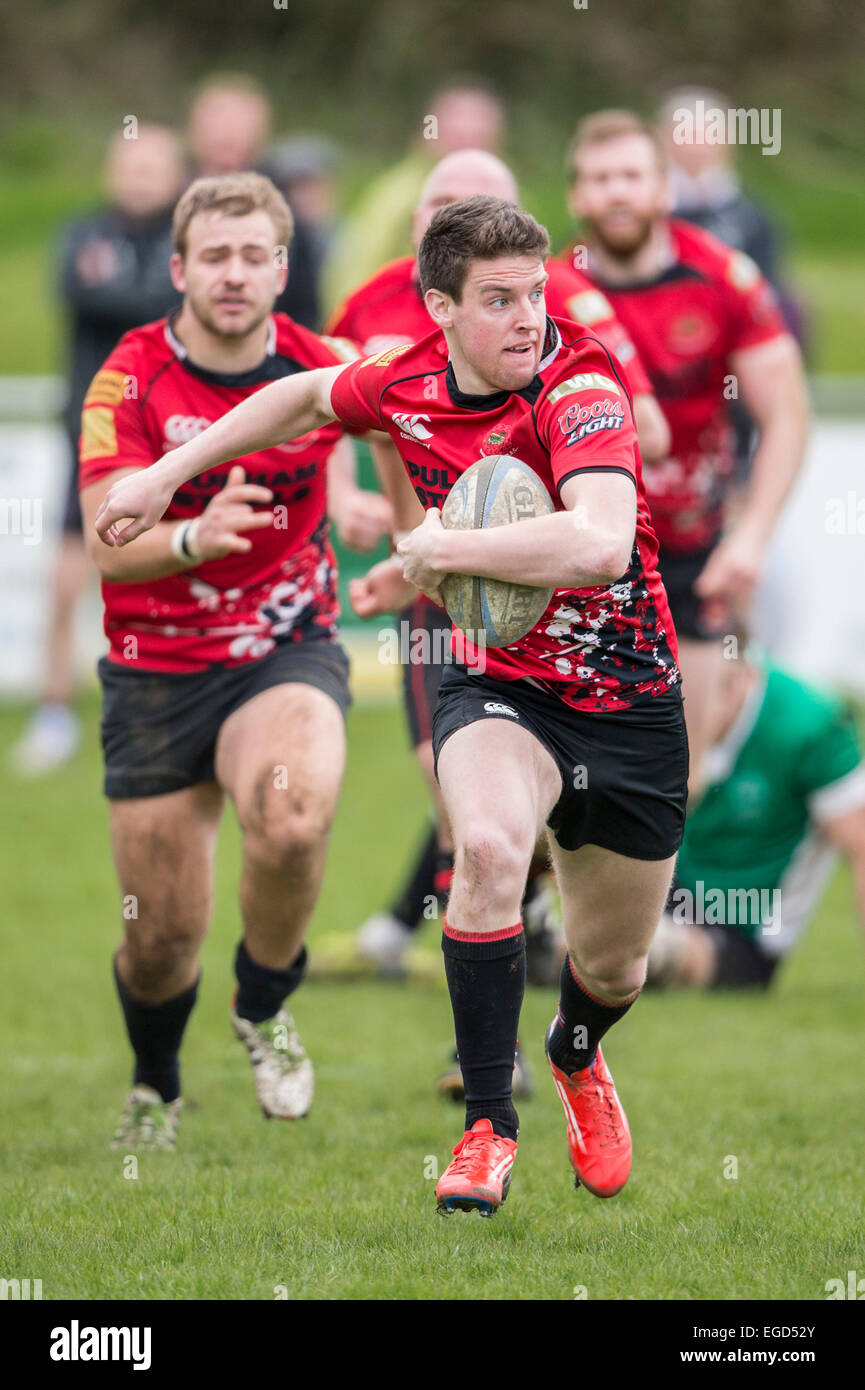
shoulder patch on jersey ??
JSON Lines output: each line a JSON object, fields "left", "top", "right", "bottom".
{"left": 84, "top": 369, "right": 129, "bottom": 408}
{"left": 564, "top": 290, "right": 613, "bottom": 326}
{"left": 368, "top": 342, "right": 413, "bottom": 367}
{"left": 726, "top": 251, "right": 760, "bottom": 291}
{"left": 318, "top": 334, "right": 360, "bottom": 363}
{"left": 80, "top": 406, "right": 118, "bottom": 460}
{"left": 547, "top": 372, "right": 620, "bottom": 406}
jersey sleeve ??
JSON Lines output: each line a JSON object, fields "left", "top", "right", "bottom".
{"left": 537, "top": 357, "right": 641, "bottom": 500}
{"left": 328, "top": 342, "right": 413, "bottom": 434}
{"left": 722, "top": 249, "right": 788, "bottom": 353}
{"left": 794, "top": 701, "right": 865, "bottom": 821}
{"left": 78, "top": 344, "right": 157, "bottom": 489}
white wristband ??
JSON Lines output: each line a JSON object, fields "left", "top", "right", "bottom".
{"left": 170, "top": 519, "right": 202, "bottom": 565}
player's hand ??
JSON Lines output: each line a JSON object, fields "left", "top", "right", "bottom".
{"left": 396, "top": 509, "right": 447, "bottom": 606}
{"left": 693, "top": 525, "right": 765, "bottom": 606}
{"left": 193, "top": 467, "right": 274, "bottom": 558}
{"left": 348, "top": 555, "right": 417, "bottom": 618}
{"left": 330, "top": 488, "right": 394, "bottom": 552}
{"left": 95, "top": 464, "right": 178, "bottom": 546}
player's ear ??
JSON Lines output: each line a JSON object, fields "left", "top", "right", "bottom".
{"left": 170, "top": 252, "right": 187, "bottom": 295}
{"left": 424, "top": 287, "right": 453, "bottom": 329}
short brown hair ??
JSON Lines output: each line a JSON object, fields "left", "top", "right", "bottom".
{"left": 417, "top": 195, "right": 549, "bottom": 302}
{"left": 566, "top": 109, "right": 665, "bottom": 182}
{"left": 171, "top": 172, "right": 293, "bottom": 257}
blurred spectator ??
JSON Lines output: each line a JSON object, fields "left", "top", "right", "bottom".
{"left": 10, "top": 124, "right": 184, "bottom": 776}
{"left": 323, "top": 82, "right": 505, "bottom": 311}
{"left": 657, "top": 87, "right": 806, "bottom": 346}
{"left": 657, "top": 87, "right": 809, "bottom": 490}
{"left": 269, "top": 135, "right": 343, "bottom": 287}
{"left": 186, "top": 73, "right": 320, "bottom": 327}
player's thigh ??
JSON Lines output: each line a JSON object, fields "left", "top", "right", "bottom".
{"left": 108, "top": 781, "right": 224, "bottom": 940}
{"left": 550, "top": 838, "right": 678, "bottom": 972}
{"left": 215, "top": 681, "right": 347, "bottom": 845}
{"left": 437, "top": 716, "right": 561, "bottom": 856}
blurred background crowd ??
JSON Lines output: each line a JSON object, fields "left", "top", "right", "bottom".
{"left": 0, "top": 0, "right": 863, "bottom": 771}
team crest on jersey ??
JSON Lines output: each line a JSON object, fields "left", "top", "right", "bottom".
{"left": 668, "top": 312, "right": 719, "bottom": 354}
{"left": 368, "top": 342, "right": 413, "bottom": 368}
{"left": 480, "top": 428, "right": 513, "bottom": 456}
{"left": 547, "top": 372, "right": 620, "bottom": 406}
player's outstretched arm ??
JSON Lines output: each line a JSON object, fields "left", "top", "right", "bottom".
{"left": 94, "top": 363, "right": 348, "bottom": 547}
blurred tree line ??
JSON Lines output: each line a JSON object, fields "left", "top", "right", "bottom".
{"left": 2, "top": 0, "right": 861, "bottom": 160}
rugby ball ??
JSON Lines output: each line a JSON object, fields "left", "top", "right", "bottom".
{"left": 440, "top": 455, "right": 555, "bottom": 648}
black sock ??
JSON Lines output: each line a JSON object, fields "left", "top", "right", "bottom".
{"left": 434, "top": 849, "right": 455, "bottom": 914}
{"left": 389, "top": 824, "right": 439, "bottom": 932}
{"left": 441, "top": 921, "right": 525, "bottom": 1142}
{"left": 547, "top": 955, "right": 641, "bottom": 1074}
{"left": 234, "top": 939, "right": 307, "bottom": 1023}
{"left": 113, "top": 958, "right": 198, "bottom": 1103}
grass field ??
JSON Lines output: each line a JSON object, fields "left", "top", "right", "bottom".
{"left": 1, "top": 692, "right": 863, "bottom": 1302}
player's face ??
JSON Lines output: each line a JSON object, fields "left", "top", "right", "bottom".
{"left": 433, "top": 255, "right": 548, "bottom": 394}
{"left": 173, "top": 210, "right": 287, "bottom": 339}
{"left": 570, "top": 134, "right": 667, "bottom": 256}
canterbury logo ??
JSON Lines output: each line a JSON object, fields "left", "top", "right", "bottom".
{"left": 393, "top": 413, "right": 433, "bottom": 441}
{"left": 483, "top": 701, "right": 519, "bottom": 718}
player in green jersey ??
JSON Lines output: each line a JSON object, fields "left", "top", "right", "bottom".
{"left": 647, "top": 644, "right": 865, "bottom": 989}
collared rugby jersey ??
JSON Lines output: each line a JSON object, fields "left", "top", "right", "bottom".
{"left": 79, "top": 314, "right": 348, "bottom": 672}
{"left": 560, "top": 220, "right": 788, "bottom": 552}
{"left": 330, "top": 318, "right": 680, "bottom": 712}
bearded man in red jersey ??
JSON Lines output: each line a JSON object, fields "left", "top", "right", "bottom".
{"left": 558, "top": 111, "right": 808, "bottom": 794}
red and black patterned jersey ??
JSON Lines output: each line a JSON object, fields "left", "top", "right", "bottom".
{"left": 79, "top": 314, "right": 346, "bottom": 673}
{"left": 330, "top": 318, "right": 680, "bottom": 713}
{"left": 559, "top": 220, "right": 788, "bottom": 552}
{"left": 326, "top": 254, "right": 652, "bottom": 398}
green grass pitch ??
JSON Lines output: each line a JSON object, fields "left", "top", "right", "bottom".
{"left": 1, "top": 693, "right": 863, "bottom": 1301}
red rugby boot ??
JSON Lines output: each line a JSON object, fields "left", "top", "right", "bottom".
{"left": 435, "top": 1118, "right": 517, "bottom": 1217}
{"left": 545, "top": 1030, "right": 631, "bottom": 1198}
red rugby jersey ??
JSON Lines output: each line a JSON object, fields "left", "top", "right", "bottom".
{"left": 559, "top": 221, "right": 788, "bottom": 552}
{"left": 330, "top": 318, "right": 680, "bottom": 712}
{"left": 79, "top": 315, "right": 346, "bottom": 672}
{"left": 326, "top": 254, "right": 652, "bottom": 397}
